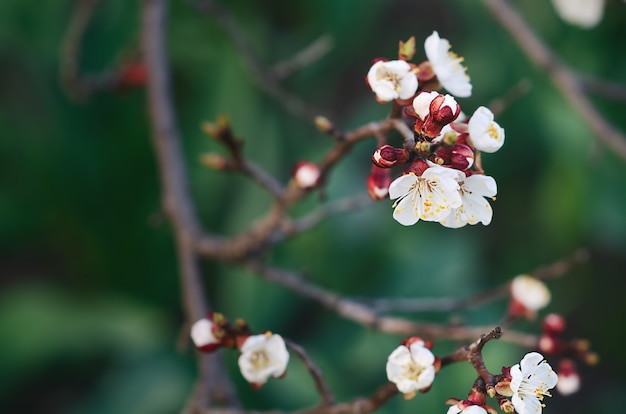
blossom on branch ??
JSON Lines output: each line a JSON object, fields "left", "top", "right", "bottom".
{"left": 190, "top": 317, "right": 222, "bottom": 352}
{"left": 238, "top": 332, "right": 289, "bottom": 387}
{"left": 446, "top": 404, "right": 490, "bottom": 414}
{"left": 510, "top": 275, "right": 551, "bottom": 318}
{"left": 389, "top": 166, "right": 463, "bottom": 226}
{"left": 510, "top": 352, "right": 558, "bottom": 414}
{"left": 424, "top": 31, "right": 472, "bottom": 98}
{"left": 366, "top": 59, "right": 418, "bottom": 102}
{"left": 440, "top": 174, "right": 497, "bottom": 228}
{"left": 468, "top": 107, "right": 505, "bottom": 153}
{"left": 293, "top": 161, "right": 321, "bottom": 189}
{"left": 386, "top": 338, "right": 436, "bottom": 398}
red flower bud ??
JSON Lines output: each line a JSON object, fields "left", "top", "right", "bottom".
{"left": 372, "top": 145, "right": 409, "bottom": 168}
{"left": 543, "top": 313, "right": 566, "bottom": 334}
{"left": 435, "top": 143, "right": 474, "bottom": 170}
{"left": 367, "top": 166, "right": 391, "bottom": 200}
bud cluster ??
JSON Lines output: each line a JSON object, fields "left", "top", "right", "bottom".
{"left": 366, "top": 32, "right": 505, "bottom": 228}
{"left": 190, "top": 313, "right": 290, "bottom": 389}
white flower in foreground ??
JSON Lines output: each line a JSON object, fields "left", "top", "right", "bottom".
{"left": 511, "top": 275, "right": 551, "bottom": 311}
{"left": 238, "top": 333, "right": 289, "bottom": 385}
{"left": 468, "top": 106, "right": 505, "bottom": 153}
{"left": 551, "top": 0, "right": 604, "bottom": 28}
{"left": 191, "top": 318, "right": 220, "bottom": 351}
{"left": 367, "top": 60, "right": 418, "bottom": 102}
{"left": 386, "top": 340, "right": 436, "bottom": 395}
{"left": 510, "top": 352, "right": 558, "bottom": 414}
{"left": 389, "top": 166, "right": 463, "bottom": 226}
{"left": 447, "top": 405, "right": 488, "bottom": 414}
{"left": 424, "top": 31, "right": 472, "bottom": 98}
{"left": 440, "top": 174, "right": 497, "bottom": 228}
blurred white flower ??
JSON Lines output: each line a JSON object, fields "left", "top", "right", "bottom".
{"left": 389, "top": 166, "right": 463, "bottom": 226}
{"left": 367, "top": 60, "right": 418, "bottom": 102}
{"left": 238, "top": 333, "right": 289, "bottom": 385}
{"left": 190, "top": 318, "right": 220, "bottom": 351}
{"left": 552, "top": 0, "right": 604, "bottom": 28}
{"left": 468, "top": 107, "right": 505, "bottom": 153}
{"left": 511, "top": 275, "right": 551, "bottom": 311}
{"left": 440, "top": 174, "right": 497, "bottom": 228}
{"left": 424, "top": 31, "right": 472, "bottom": 98}
{"left": 510, "top": 352, "right": 558, "bottom": 414}
{"left": 447, "top": 405, "right": 488, "bottom": 414}
{"left": 386, "top": 340, "right": 436, "bottom": 395}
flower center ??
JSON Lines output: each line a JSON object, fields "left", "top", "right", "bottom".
{"left": 487, "top": 123, "right": 500, "bottom": 140}
{"left": 250, "top": 350, "right": 270, "bottom": 370}
{"left": 402, "top": 361, "right": 425, "bottom": 381}
{"left": 377, "top": 69, "right": 401, "bottom": 92}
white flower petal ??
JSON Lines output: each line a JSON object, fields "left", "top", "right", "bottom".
{"left": 424, "top": 31, "right": 472, "bottom": 98}
{"left": 468, "top": 107, "right": 505, "bottom": 153}
{"left": 191, "top": 318, "right": 218, "bottom": 347}
{"left": 440, "top": 174, "right": 496, "bottom": 228}
{"left": 511, "top": 276, "right": 551, "bottom": 311}
{"left": 238, "top": 333, "right": 289, "bottom": 384}
{"left": 510, "top": 352, "right": 558, "bottom": 414}
{"left": 552, "top": 0, "right": 604, "bottom": 28}
{"left": 367, "top": 60, "right": 418, "bottom": 102}
{"left": 413, "top": 91, "right": 439, "bottom": 119}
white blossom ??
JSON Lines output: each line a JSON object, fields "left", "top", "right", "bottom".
{"left": 468, "top": 106, "right": 505, "bottom": 153}
{"left": 424, "top": 31, "right": 472, "bottom": 98}
{"left": 191, "top": 318, "right": 220, "bottom": 349}
{"left": 447, "top": 405, "right": 488, "bottom": 414}
{"left": 386, "top": 340, "right": 436, "bottom": 394}
{"left": 510, "top": 352, "right": 558, "bottom": 414}
{"left": 389, "top": 166, "right": 463, "bottom": 226}
{"left": 238, "top": 333, "right": 289, "bottom": 385}
{"left": 551, "top": 0, "right": 604, "bottom": 28}
{"left": 440, "top": 175, "right": 497, "bottom": 228}
{"left": 367, "top": 60, "right": 418, "bottom": 102}
{"left": 511, "top": 275, "right": 551, "bottom": 311}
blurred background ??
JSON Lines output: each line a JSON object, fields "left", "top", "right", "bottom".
{"left": 1, "top": 0, "right": 626, "bottom": 413}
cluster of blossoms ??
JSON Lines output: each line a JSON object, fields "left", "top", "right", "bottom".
{"left": 385, "top": 336, "right": 559, "bottom": 413}
{"left": 190, "top": 313, "right": 289, "bottom": 388}
{"left": 366, "top": 32, "right": 505, "bottom": 228}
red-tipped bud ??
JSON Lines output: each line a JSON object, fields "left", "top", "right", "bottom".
{"left": 538, "top": 334, "right": 564, "bottom": 355}
{"left": 435, "top": 143, "right": 474, "bottom": 170}
{"left": 367, "top": 166, "right": 391, "bottom": 200}
{"left": 372, "top": 145, "right": 409, "bottom": 168}
{"left": 293, "top": 161, "right": 320, "bottom": 189}
{"left": 556, "top": 359, "right": 580, "bottom": 396}
{"left": 420, "top": 94, "right": 461, "bottom": 137}
{"left": 407, "top": 158, "right": 429, "bottom": 176}
{"left": 543, "top": 313, "right": 566, "bottom": 334}
{"left": 190, "top": 317, "right": 223, "bottom": 352}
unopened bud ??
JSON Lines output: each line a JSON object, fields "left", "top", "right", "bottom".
{"left": 314, "top": 116, "right": 334, "bottom": 133}
{"left": 538, "top": 334, "right": 563, "bottom": 355}
{"left": 367, "top": 166, "right": 391, "bottom": 200}
{"left": 293, "top": 161, "right": 321, "bottom": 189}
{"left": 117, "top": 61, "right": 147, "bottom": 88}
{"left": 372, "top": 145, "right": 409, "bottom": 168}
{"left": 191, "top": 318, "right": 222, "bottom": 352}
{"left": 407, "top": 158, "right": 429, "bottom": 176}
{"left": 435, "top": 143, "right": 474, "bottom": 170}
{"left": 543, "top": 313, "right": 566, "bottom": 334}
{"left": 200, "top": 153, "right": 230, "bottom": 170}
{"left": 420, "top": 93, "right": 461, "bottom": 137}
{"left": 499, "top": 398, "right": 515, "bottom": 413}
{"left": 556, "top": 359, "right": 580, "bottom": 396}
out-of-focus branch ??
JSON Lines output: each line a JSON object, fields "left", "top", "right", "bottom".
{"left": 245, "top": 259, "right": 537, "bottom": 347}
{"left": 271, "top": 35, "right": 334, "bottom": 80}
{"left": 580, "top": 74, "right": 626, "bottom": 102}
{"left": 188, "top": 0, "right": 326, "bottom": 123}
{"left": 141, "top": 0, "right": 238, "bottom": 409}
{"left": 364, "top": 248, "right": 589, "bottom": 314}
{"left": 483, "top": 0, "right": 626, "bottom": 160}
{"left": 488, "top": 78, "right": 532, "bottom": 117}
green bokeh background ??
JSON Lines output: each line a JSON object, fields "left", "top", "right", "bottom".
{"left": 1, "top": 0, "right": 625, "bottom": 413}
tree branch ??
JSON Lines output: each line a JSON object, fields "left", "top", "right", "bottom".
{"left": 483, "top": 0, "right": 626, "bottom": 160}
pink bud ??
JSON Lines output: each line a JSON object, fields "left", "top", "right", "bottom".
{"left": 543, "top": 313, "right": 566, "bottom": 334}
{"left": 406, "top": 158, "right": 429, "bottom": 176}
{"left": 556, "top": 359, "right": 580, "bottom": 396}
{"left": 293, "top": 161, "right": 320, "bottom": 189}
{"left": 435, "top": 143, "right": 474, "bottom": 170}
{"left": 367, "top": 166, "right": 391, "bottom": 200}
{"left": 372, "top": 145, "right": 409, "bottom": 168}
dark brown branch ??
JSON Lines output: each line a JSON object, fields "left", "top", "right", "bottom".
{"left": 245, "top": 260, "right": 537, "bottom": 346}
{"left": 483, "top": 0, "right": 626, "bottom": 160}
{"left": 580, "top": 74, "right": 626, "bottom": 102}
{"left": 142, "top": 0, "right": 238, "bottom": 409}
{"left": 286, "top": 340, "right": 335, "bottom": 406}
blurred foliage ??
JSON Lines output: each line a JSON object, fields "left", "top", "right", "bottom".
{"left": 1, "top": 0, "right": 626, "bottom": 413}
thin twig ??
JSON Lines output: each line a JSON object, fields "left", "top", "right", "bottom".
{"left": 142, "top": 0, "right": 239, "bottom": 409}
{"left": 580, "top": 74, "right": 626, "bottom": 102}
{"left": 188, "top": 0, "right": 325, "bottom": 123}
{"left": 245, "top": 259, "right": 537, "bottom": 347}
{"left": 286, "top": 340, "right": 336, "bottom": 407}
{"left": 483, "top": 0, "right": 626, "bottom": 160}
{"left": 272, "top": 35, "right": 335, "bottom": 80}
{"left": 363, "top": 248, "right": 588, "bottom": 314}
